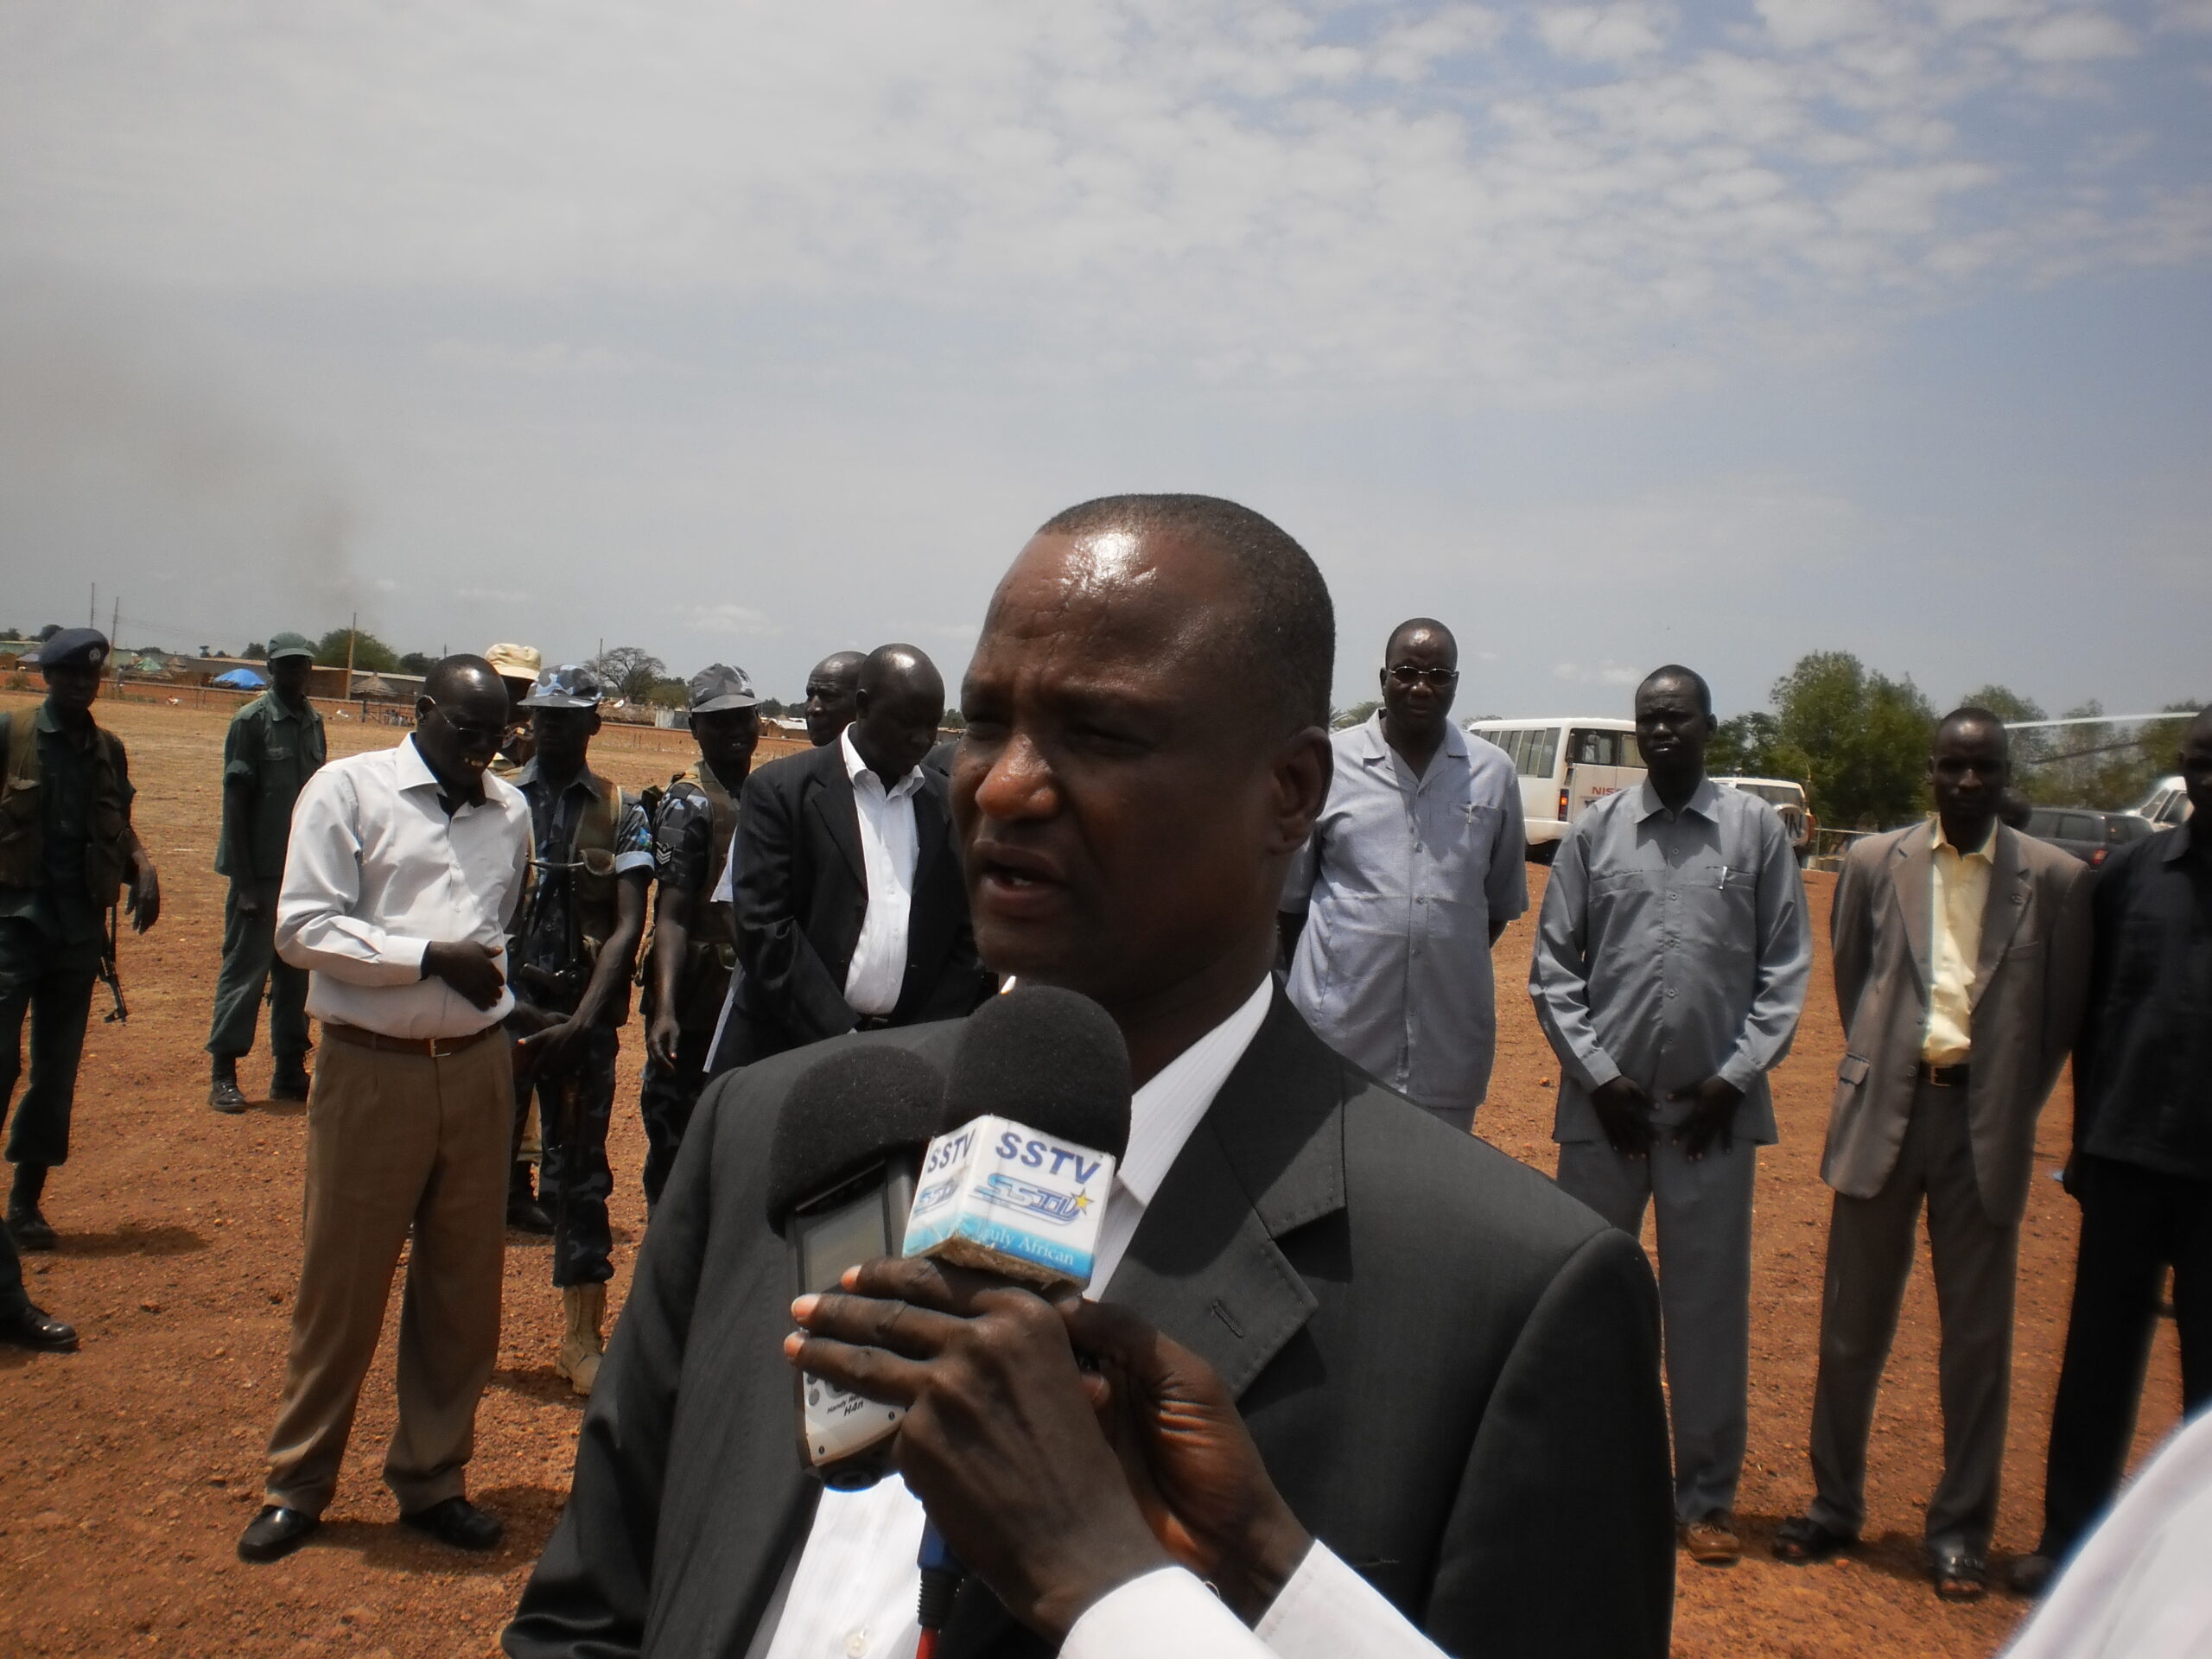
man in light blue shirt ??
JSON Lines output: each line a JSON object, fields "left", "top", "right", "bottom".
{"left": 1531, "top": 663, "right": 1812, "bottom": 1567}
{"left": 1281, "top": 618, "right": 1526, "bottom": 1132}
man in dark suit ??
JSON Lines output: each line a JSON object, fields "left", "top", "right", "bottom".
{"left": 1774, "top": 709, "right": 2092, "bottom": 1600}
{"left": 504, "top": 495, "right": 1674, "bottom": 1658}
{"left": 711, "top": 643, "right": 991, "bottom": 1071}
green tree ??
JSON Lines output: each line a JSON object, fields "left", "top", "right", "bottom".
{"left": 397, "top": 651, "right": 435, "bottom": 676}
{"left": 588, "top": 645, "right": 666, "bottom": 702}
{"left": 1770, "top": 651, "right": 1936, "bottom": 830}
{"left": 1707, "top": 711, "right": 1783, "bottom": 779}
{"left": 1333, "top": 699, "right": 1380, "bottom": 730}
{"left": 313, "top": 627, "right": 400, "bottom": 673}
{"left": 243, "top": 640, "right": 268, "bottom": 659}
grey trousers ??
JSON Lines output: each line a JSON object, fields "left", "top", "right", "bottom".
{"left": 1558, "top": 1134, "right": 1757, "bottom": 1522}
{"left": 207, "top": 879, "right": 312, "bottom": 1063}
{"left": 1806, "top": 1078, "right": 2018, "bottom": 1550}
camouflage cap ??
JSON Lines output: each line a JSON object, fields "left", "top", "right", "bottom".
{"left": 485, "top": 642, "right": 543, "bottom": 683}
{"left": 35, "top": 627, "right": 109, "bottom": 672}
{"left": 520, "top": 663, "right": 603, "bottom": 709}
{"left": 687, "top": 663, "right": 760, "bottom": 714}
{"left": 265, "top": 632, "right": 316, "bottom": 663}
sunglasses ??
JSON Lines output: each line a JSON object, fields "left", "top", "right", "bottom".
{"left": 428, "top": 703, "right": 508, "bottom": 748}
{"left": 1387, "top": 665, "right": 1459, "bottom": 688}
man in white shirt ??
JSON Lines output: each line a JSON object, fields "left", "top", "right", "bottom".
{"left": 712, "top": 645, "right": 990, "bottom": 1071}
{"left": 505, "top": 496, "right": 1673, "bottom": 1658}
{"left": 238, "top": 656, "right": 532, "bottom": 1567}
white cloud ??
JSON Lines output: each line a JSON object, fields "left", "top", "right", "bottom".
{"left": 689, "top": 602, "right": 780, "bottom": 636}
{"left": 2013, "top": 10, "right": 2138, "bottom": 60}
{"left": 1535, "top": 3, "right": 1674, "bottom": 63}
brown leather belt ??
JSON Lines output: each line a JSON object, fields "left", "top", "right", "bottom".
{"left": 323, "top": 1021, "right": 501, "bottom": 1059}
{"left": 1916, "top": 1060, "right": 1971, "bottom": 1089}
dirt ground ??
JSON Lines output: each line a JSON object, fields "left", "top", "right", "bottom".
{"left": 0, "top": 693, "right": 2185, "bottom": 1658}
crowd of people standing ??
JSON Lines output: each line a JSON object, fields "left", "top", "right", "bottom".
{"left": 0, "top": 498, "right": 2205, "bottom": 1651}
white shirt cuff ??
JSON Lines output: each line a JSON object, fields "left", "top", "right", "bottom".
{"left": 1255, "top": 1541, "right": 1443, "bottom": 1659}
{"left": 1062, "top": 1567, "right": 1271, "bottom": 1659}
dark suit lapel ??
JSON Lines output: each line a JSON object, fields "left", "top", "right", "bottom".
{"left": 1890, "top": 830, "right": 1935, "bottom": 995}
{"left": 1971, "top": 825, "right": 2029, "bottom": 1005}
{"left": 807, "top": 755, "right": 865, "bottom": 887}
{"left": 1103, "top": 989, "right": 1343, "bottom": 1396}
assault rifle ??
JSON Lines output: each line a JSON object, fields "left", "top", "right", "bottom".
{"left": 99, "top": 900, "right": 129, "bottom": 1023}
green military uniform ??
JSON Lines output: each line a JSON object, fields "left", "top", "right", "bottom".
{"left": 207, "top": 640, "right": 325, "bottom": 1077}
{"left": 1, "top": 629, "right": 141, "bottom": 1249}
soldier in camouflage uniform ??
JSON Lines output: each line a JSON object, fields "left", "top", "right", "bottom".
{"left": 506, "top": 664, "right": 652, "bottom": 1395}
{"left": 639, "top": 664, "right": 760, "bottom": 1212}
{"left": 0, "top": 629, "right": 161, "bottom": 1255}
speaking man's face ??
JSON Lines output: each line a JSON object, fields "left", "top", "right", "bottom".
{"left": 953, "top": 528, "right": 1305, "bottom": 1015}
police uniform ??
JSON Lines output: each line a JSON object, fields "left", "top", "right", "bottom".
{"left": 207, "top": 632, "right": 325, "bottom": 1107}
{"left": 638, "top": 664, "right": 757, "bottom": 1208}
{"left": 505, "top": 665, "right": 652, "bottom": 1393}
{"left": 0, "top": 628, "right": 148, "bottom": 1252}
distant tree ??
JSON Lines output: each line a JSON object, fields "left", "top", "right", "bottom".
{"left": 643, "top": 678, "right": 688, "bottom": 710}
{"left": 313, "top": 627, "right": 400, "bottom": 673}
{"left": 1770, "top": 651, "right": 1936, "bottom": 830}
{"left": 1, "top": 627, "right": 23, "bottom": 642}
{"left": 940, "top": 709, "right": 966, "bottom": 730}
{"left": 244, "top": 640, "right": 268, "bottom": 659}
{"left": 1333, "top": 699, "right": 1380, "bottom": 729}
{"left": 36, "top": 623, "right": 61, "bottom": 642}
{"left": 757, "top": 696, "right": 789, "bottom": 718}
{"left": 588, "top": 645, "right": 666, "bottom": 702}
{"left": 397, "top": 651, "right": 435, "bottom": 676}
{"left": 1707, "top": 711, "right": 1784, "bottom": 779}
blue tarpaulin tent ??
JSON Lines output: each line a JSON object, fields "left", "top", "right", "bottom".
{"left": 213, "top": 668, "right": 266, "bottom": 690}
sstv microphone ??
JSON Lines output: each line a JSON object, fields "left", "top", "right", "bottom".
{"left": 901, "top": 985, "right": 1135, "bottom": 1294}
{"left": 766, "top": 1043, "right": 947, "bottom": 1490}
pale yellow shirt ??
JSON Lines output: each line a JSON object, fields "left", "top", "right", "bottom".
{"left": 1923, "top": 817, "right": 1995, "bottom": 1065}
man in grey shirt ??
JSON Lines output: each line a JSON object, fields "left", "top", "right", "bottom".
{"left": 1531, "top": 664, "right": 1811, "bottom": 1567}
{"left": 1281, "top": 618, "right": 1526, "bottom": 1132}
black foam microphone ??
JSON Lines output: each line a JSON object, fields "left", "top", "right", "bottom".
{"left": 766, "top": 1043, "right": 948, "bottom": 1489}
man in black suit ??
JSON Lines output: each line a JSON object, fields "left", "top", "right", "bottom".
{"left": 505, "top": 495, "right": 1674, "bottom": 1658}
{"left": 710, "top": 643, "right": 991, "bottom": 1071}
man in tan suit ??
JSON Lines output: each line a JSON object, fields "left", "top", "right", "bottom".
{"left": 1775, "top": 708, "right": 2091, "bottom": 1600}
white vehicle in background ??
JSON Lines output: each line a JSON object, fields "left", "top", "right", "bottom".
{"left": 2131, "top": 775, "right": 2192, "bottom": 829}
{"left": 1466, "top": 717, "right": 1644, "bottom": 862}
{"left": 1713, "top": 777, "right": 1818, "bottom": 864}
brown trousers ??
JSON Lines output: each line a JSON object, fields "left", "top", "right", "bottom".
{"left": 263, "top": 1028, "right": 511, "bottom": 1516}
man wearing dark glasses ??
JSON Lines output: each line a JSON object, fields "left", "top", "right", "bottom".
{"left": 1280, "top": 617, "right": 1527, "bottom": 1133}
{"left": 241, "top": 655, "right": 533, "bottom": 1565}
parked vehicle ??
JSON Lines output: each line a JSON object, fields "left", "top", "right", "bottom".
{"left": 2130, "top": 775, "right": 2192, "bottom": 830}
{"left": 1713, "top": 777, "right": 1817, "bottom": 863}
{"left": 2021, "top": 806, "right": 2157, "bottom": 868}
{"left": 1465, "top": 717, "right": 1644, "bottom": 861}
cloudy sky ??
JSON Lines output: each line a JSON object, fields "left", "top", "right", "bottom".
{"left": 3, "top": 0, "right": 2207, "bottom": 718}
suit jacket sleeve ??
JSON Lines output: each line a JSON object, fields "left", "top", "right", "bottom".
{"left": 503, "top": 1087, "right": 719, "bottom": 1657}
{"left": 1420, "top": 1226, "right": 1674, "bottom": 1659}
{"left": 2039, "top": 860, "right": 2094, "bottom": 1105}
{"left": 733, "top": 764, "right": 855, "bottom": 1046}
{"left": 1829, "top": 842, "right": 1874, "bottom": 1033}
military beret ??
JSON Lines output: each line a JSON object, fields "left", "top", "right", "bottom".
{"left": 265, "top": 632, "right": 316, "bottom": 663}
{"left": 520, "top": 663, "right": 603, "bottom": 709}
{"left": 687, "top": 663, "right": 760, "bottom": 714}
{"left": 37, "top": 628, "right": 110, "bottom": 672}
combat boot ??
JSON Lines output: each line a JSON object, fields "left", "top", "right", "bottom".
{"left": 209, "top": 1056, "right": 249, "bottom": 1115}
{"left": 556, "top": 1282, "right": 607, "bottom": 1397}
{"left": 507, "top": 1161, "right": 553, "bottom": 1234}
{"left": 7, "top": 1163, "right": 55, "bottom": 1251}
{"left": 269, "top": 1055, "right": 311, "bottom": 1103}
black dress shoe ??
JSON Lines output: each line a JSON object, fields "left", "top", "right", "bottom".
{"left": 269, "top": 1062, "right": 311, "bottom": 1102}
{"left": 1929, "top": 1540, "right": 1987, "bottom": 1601}
{"left": 1772, "top": 1514, "right": 1857, "bottom": 1562}
{"left": 5, "top": 1204, "right": 55, "bottom": 1252}
{"left": 0, "top": 1302, "right": 79, "bottom": 1352}
{"left": 238, "top": 1505, "right": 320, "bottom": 1563}
{"left": 209, "top": 1075, "right": 250, "bottom": 1114}
{"left": 2007, "top": 1552, "right": 2059, "bottom": 1598}
{"left": 400, "top": 1497, "right": 503, "bottom": 1551}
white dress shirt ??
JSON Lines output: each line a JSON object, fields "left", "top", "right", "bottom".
{"left": 275, "top": 734, "right": 532, "bottom": 1039}
{"left": 840, "top": 728, "right": 925, "bottom": 1018}
{"left": 759, "top": 976, "right": 1439, "bottom": 1659}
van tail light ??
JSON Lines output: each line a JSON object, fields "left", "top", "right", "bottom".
{"left": 1558, "top": 786, "right": 1570, "bottom": 821}
{"left": 2090, "top": 848, "right": 2107, "bottom": 868}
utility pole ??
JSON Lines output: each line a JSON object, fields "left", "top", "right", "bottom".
{"left": 89, "top": 582, "right": 97, "bottom": 627}
{"left": 345, "top": 609, "right": 358, "bottom": 698}
{"left": 110, "top": 594, "right": 122, "bottom": 686}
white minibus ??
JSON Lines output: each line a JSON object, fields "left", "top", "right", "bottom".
{"left": 1465, "top": 717, "right": 1646, "bottom": 861}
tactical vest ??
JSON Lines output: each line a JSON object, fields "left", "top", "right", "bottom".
{"left": 0, "top": 709, "right": 132, "bottom": 905}
{"left": 513, "top": 769, "right": 632, "bottom": 1026}
{"left": 681, "top": 760, "right": 740, "bottom": 950}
